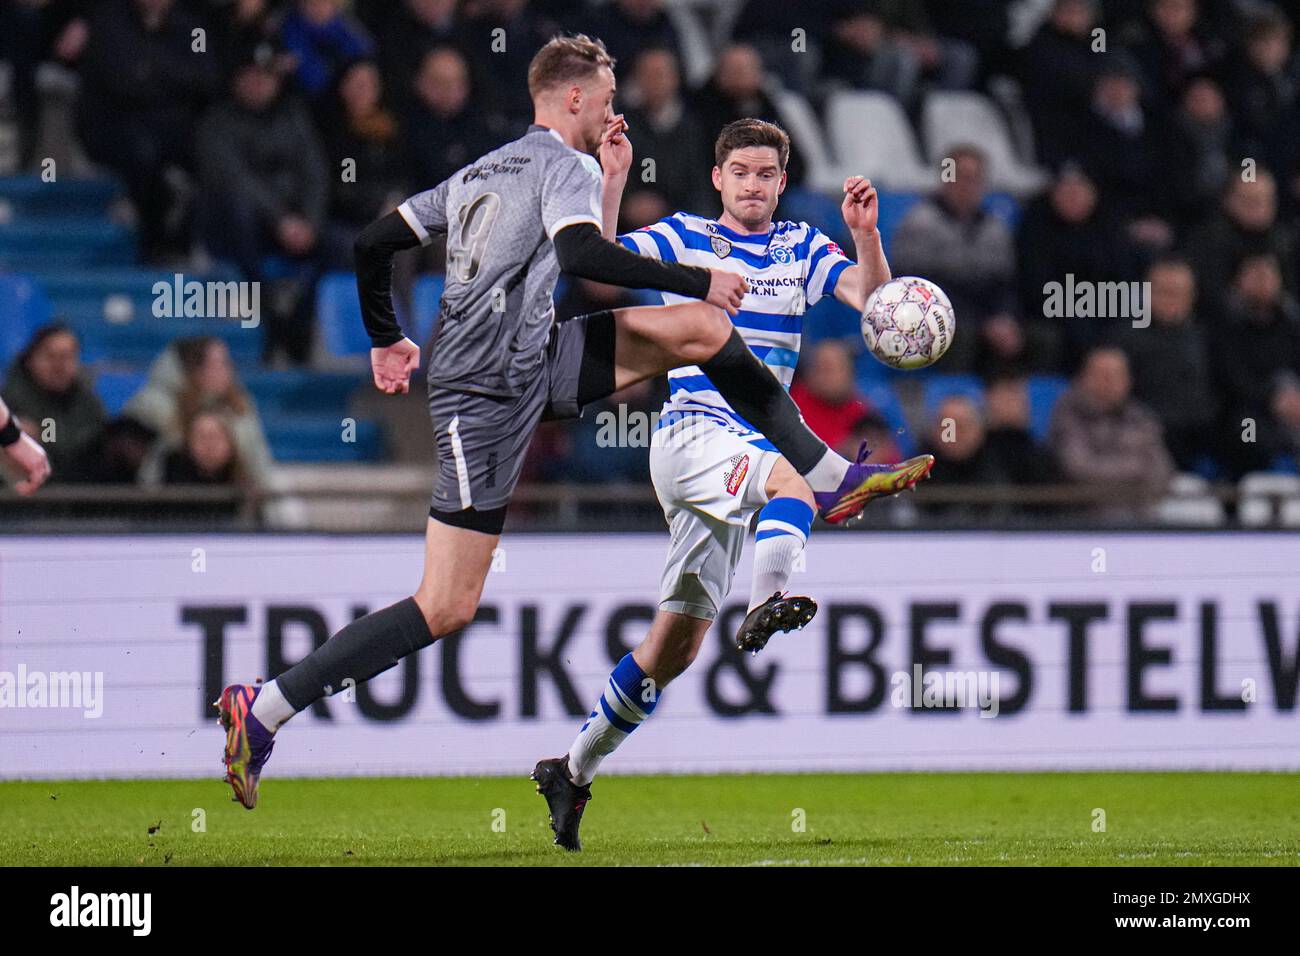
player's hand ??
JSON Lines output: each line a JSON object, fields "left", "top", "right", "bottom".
{"left": 3, "top": 431, "right": 51, "bottom": 496}
{"left": 705, "top": 269, "right": 748, "bottom": 315}
{"left": 598, "top": 114, "right": 632, "bottom": 179}
{"left": 842, "top": 176, "right": 879, "bottom": 234}
{"left": 370, "top": 337, "right": 420, "bottom": 395}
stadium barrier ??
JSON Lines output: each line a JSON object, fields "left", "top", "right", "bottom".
{"left": 1, "top": 477, "right": 1295, "bottom": 531}
{"left": 1, "top": 532, "right": 1297, "bottom": 779}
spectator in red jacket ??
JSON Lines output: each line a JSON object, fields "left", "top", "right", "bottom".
{"left": 792, "top": 340, "right": 897, "bottom": 460}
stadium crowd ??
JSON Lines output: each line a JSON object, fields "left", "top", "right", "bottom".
{"left": 3, "top": 0, "right": 1300, "bottom": 516}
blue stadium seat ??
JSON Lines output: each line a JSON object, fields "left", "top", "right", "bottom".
{"left": 922, "top": 374, "right": 985, "bottom": 420}
{"left": 804, "top": 294, "right": 862, "bottom": 345}
{"left": 242, "top": 369, "right": 364, "bottom": 415}
{"left": 859, "top": 382, "right": 915, "bottom": 457}
{"left": 94, "top": 369, "right": 148, "bottom": 416}
{"left": 410, "top": 273, "right": 445, "bottom": 347}
{"left": 1026, "top": 374, "right": 1069, "bottom": 443}
{"left": 62, "top": 314, "right": 262, "bottom": 366}
{"left": 262, "top": 412, "right": 384, "bottom": 462}
{"left": 0, "top": 219, "right": 135, "bottom": 269}
{"left": 315, "top": 271, "right": 370, "bottom": 357}
{"left": 875, "top": 191, "right": 924, "bottom": 248}
{"left": 0, "top": 176, "right": 119, "bottom": 219}
{"left": 0, "top": 274, "right": 52, "bottom": 368}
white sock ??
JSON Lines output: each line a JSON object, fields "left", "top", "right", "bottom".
{"left": 802, "top": 448, "right": 850, "bottom": 493}
{"left": 250, "top": 679, "right": 296, "bottom": 732}
{"left": 748, "top": 497, "right": 814, "bottom": 612}
{"left": 567, "top": 653, "right": 659, "bottom": 786}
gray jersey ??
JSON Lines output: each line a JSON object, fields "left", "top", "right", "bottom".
{"left": 397, "top": 125, "right": 604, "bottom": 397}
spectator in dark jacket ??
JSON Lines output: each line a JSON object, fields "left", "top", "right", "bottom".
{"left": 584, "top": 0, "right": 682, "bottom": 81}
{"left": 1129, "top": 0, "right": 1227, "bottom": 111}
{"left": 921, "top": 395, "right": 1005, "bottom": 521}
{"left": 1157, "top": 75, "right": 1234, "bottom": 234}
{"left": 376, "top": 0, "right": 470, "bottom": 113}
{"left": 1016, "top": 165, "right": 1133, "bottom": 369}
{"left": 212, "top": 0, "right": 287, "bottom": 77}
{"left": 1185, "top": 170, "right": 1297, "bottom": 315}
{"left": 195, "top": 49, "right": 330, "bottom": 362}
{"left": 1211, "top": 252, "right": 1300, "bottom": 476}
{"left": 1223, "top": 9, "right": 1299, "bottom": 177}
{"left": 821, "top": 0, "right": 921, "bottom": 106}
{"left": 462, "top": 0, "right": 567, "bottom": 129}
{"left": 1115, "top": 257, "right": 1218, "bottom": 470}
{"left": 320, "top": 60, "right": 410, "bottom": 266}
{"left": 1076, "top": 63, "right": 1166, "bottom": 221}
{"left": 982, "top": 376, "right": 1057, "bottom": 484}
{"left": 75, "top": 0, "right": 221, "bottom": 260}
{"left": 405, "top": 46, "right": 501, "bottom": 189}
{"left": 621, "top": 48, "right": 710, "bottom": 218}
{"left": 691, "top": 44, "right": 806, "bottom": 187}
{"left": 1023, "top": 0, "right": 1107, "bottom": 166}
{"left": 1, "top": 324, "right": 106, "bottom": 482}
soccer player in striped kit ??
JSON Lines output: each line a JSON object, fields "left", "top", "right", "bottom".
{"left": 533, "top": 119, "right": 934, "bottom": 850}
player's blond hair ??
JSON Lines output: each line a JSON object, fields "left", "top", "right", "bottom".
{"left": 527, "top": 34, "right": 615, "bottom": 99}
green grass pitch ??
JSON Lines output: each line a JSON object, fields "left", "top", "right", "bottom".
{"left": 2, "top": 773, "right": 1297, "bottom": 866}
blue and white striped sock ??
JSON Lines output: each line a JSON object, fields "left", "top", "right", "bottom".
{"left": 566, "top": 653, "right": 660, "bottom": 786}
{"left": 748, "top": 497, "right": 814, "bottom": 613}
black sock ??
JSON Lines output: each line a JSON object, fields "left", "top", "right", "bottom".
{"left": 276, "top": 597, "right": 432, "bottom": 711}
{"left": 698, "top": 329, "right": 828, "bottom": 473}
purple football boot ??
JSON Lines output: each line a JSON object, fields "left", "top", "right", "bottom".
{"left": 814, "top": 443, "right": 935, "bottom": 524}
{"left": 215, "top": 683, "right": 276, "bottom": 809}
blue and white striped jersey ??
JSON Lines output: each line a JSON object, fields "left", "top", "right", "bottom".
{"left": 617, "top": 212, "right": 854, "bottom": 450}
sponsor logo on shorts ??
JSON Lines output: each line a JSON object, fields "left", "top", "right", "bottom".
{"left": 724, "top": 453, "right": 749, "bottom": 496}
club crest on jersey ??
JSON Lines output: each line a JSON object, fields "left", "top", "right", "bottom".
{"left": 710, "top": 233, "right": 733, "bottom": 259}
{"left": 723, "top": 453, "right": 750, "bottom": 496}
{"left": 770, "top": 244, "right": 793, "bottom": 264}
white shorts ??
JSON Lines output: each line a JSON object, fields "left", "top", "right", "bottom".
{"left": 649, "top": 414, "right": 780, "bottom": 620}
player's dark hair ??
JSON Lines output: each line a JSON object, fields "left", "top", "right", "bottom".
{"left": 714, "top": 118, "right": 790, "bottom": 170}
{"left": 528, "top": 34, "right": 615, "bottom": 98}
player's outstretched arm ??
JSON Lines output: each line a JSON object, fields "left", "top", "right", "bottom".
{"left": 0, "top": 397, "right": 51, "bottom": 495}
{"left": 354, "top": 210, "right": 425, "bottom": 394}
{"left": 598, "top": 114, "right": 631, "bottom": 241}
{"left": 553, "top": 222, "right": 748, "bottom": 314}
{"left": 833, "top": 177, "right": 892, "bottom": 313}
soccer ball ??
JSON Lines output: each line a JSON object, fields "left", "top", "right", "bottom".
{"left": 861, "top": 276, "right": 955, "bottom": 370}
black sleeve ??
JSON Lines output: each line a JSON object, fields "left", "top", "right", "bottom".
{"left": 354, "top": 211, "right": 422, "bottom": 348}
{"left": 553, "top": 222, "right": 712, "bottom": 301}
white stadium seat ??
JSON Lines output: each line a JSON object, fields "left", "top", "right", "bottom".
{"left": 920, "top": 90, "right": 1048, "bottom": 196}
{"left": 1155, "top": 473, "right": 1225, "bottom": 527}
{"left": 825, "top": 90, "right": 935, "bottom": 192}
{"left": 664, "top": 5, "right": 714, "bottom": 88}
{"left": 1238, "top": 472, "right": 1300, "bottom": 527}
{"left": 769, "top": 86, "right": 848, "bottom": 194}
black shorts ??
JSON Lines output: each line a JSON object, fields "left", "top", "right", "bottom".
{"left": 426, "top": 311, "right": 616, "bottom": 532}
